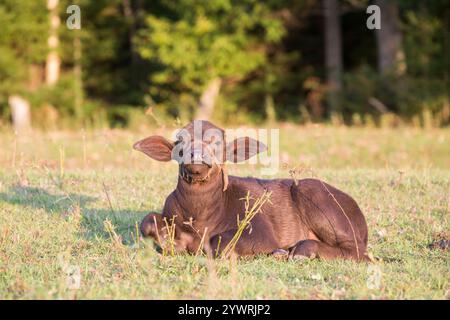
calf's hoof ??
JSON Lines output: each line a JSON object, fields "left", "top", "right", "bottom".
{"left": 271, "top": 249, "right": 289, "bottom": 260}
{"left": 288, "top": 240, "right": 319, "bottom": 260}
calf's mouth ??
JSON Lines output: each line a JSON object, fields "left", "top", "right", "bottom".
{"left": 180, "top": 165, "right": 212, "bottom": 184}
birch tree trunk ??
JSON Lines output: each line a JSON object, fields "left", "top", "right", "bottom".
{"left": 9, "top": 95, "right": 31, "bottom": 133}
{"left": 8, "top": 54, "right": 42, "bottom": 133}
{"left": 196, "top": 78, "right": 222, "bottom": 120}
{"left": 46, "top": 0, "right": 60, "bottom": 85}
{"left": 374, "top": 0, "right": 406, "bottom": 75}
{"left": 323, "top": 0, "right": 343, "bottom": 114}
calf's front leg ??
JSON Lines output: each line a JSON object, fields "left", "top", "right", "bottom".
{"left": 140, "top": 212, "right": 198, "bottom": 254}
{"left": 140, "top": 212, "right": 164, "bottom": 240}
{"left": 209, "top": 217, "right": 278, "bottom": 257}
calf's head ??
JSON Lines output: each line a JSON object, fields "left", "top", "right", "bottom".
{"left": 133, "top": 120, "right": 267, "bottom": 188}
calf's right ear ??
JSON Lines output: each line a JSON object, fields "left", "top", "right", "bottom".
{"left": 133, "top": 135, "right": 174, "bottom": 162}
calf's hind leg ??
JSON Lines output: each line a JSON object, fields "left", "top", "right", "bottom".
{"left": 289, "top": 239, "right": 370, "bottom": 261}
{"left": 290, "top": 179, "right": 370, "bottom": 261}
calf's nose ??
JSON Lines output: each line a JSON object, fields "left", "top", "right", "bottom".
{"left": 186, "top": 164, "right": 204, "bottom": 175}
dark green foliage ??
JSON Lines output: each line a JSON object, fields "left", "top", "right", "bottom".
{"left": 0, "top": 0, "right": 448, "bottom": 127}
{"left": 0, "top": 0, "right": 48, "bottom": 107}
{"left": 135, "top": 0, "right": 287, "bottom": 119}
{"left": 342, "top": 67, "right": 448, "bottom": 123}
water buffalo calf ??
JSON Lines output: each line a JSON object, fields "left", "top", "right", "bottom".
{"left": 135, "top": 120, "right": 370, "bottom": 261}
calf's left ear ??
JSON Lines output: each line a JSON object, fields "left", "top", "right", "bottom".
{"left": 226, "top": 137, "right": 267, "bottom": 163}
{"left": 133, "top": 135, "right": 174, "bottom": 162}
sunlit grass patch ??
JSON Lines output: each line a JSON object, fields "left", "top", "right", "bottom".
{"left": 0, "top": 127, "right": 448, "bottom": 299}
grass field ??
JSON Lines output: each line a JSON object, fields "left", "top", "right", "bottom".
{"left": 0, "top": 125, "right": 449, "bottom": 299}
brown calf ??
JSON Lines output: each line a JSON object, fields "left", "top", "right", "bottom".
{"left": 134, "top": 120, "right": 370, "bottom": 261}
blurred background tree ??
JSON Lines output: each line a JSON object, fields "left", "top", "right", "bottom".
{"left": 135, "top": 0, "right": 286, "bottom": 122}
{"left": 0, "top": 0, "right": 448, "bottom": 129}
{"left": 0, "top": 0, "right": 47, "bottom": 130}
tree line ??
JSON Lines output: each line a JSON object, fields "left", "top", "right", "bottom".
{"left": 0, "top": 0, "right": 448, "bottom": 130}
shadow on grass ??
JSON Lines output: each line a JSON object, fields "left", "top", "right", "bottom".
{"left": 0, "top": 185, "right": 153, "bottom": 243}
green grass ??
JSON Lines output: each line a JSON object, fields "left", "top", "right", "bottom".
{"left": 0, "top": 125, "right": 449, "bottom": 299}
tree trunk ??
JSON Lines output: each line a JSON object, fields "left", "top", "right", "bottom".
{"left": 46, "top": 0, "right": 60, "bottom": 85}
{"left": 323, "top": 0, "right": 343, "bottom": 114}
{"left": 374, "top": 0, "right": 406, "bottom": 75}
{"left": 9, "top": 95, "right": 31, "bottom": 133}
{"left": 74, "top": 36, "right": 83, "bottom": 120}
{"left": 123, "top": 0, "right": 144, "bottom": 86}
{"left": 196, "top": 78, "right": 222, "bottom": 120}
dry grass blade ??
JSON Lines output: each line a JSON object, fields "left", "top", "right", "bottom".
{"left": 102, "top": 181, "right": 115, "bottom": 214}
{"left": 59, "top": 145, "right": 65, "bottom": 181}
{"left": 162, "top": 216, "right": 177, "bottom": 256}
{"left": 82, "top": 131, "right": 87, "bottom": 168}
{"left": 183, "top": 217, "right": 208, "bottom": 256}
{"left": 11, "top": 134, "right": 17, "bottom": 168}
{"left": 134, "top": 221, "right": 140, "bottom": 247}
{"left": 196, "top": 227, "right": 208, "bottom": 256}
{"left": 152, "top": 215, "right": 163, "bottom": 250}
{"left": 220, "top": 190, "right": 272, "bottom": 259}
{"left": 103, "top": 219, "right": 123, "bottom": 249}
